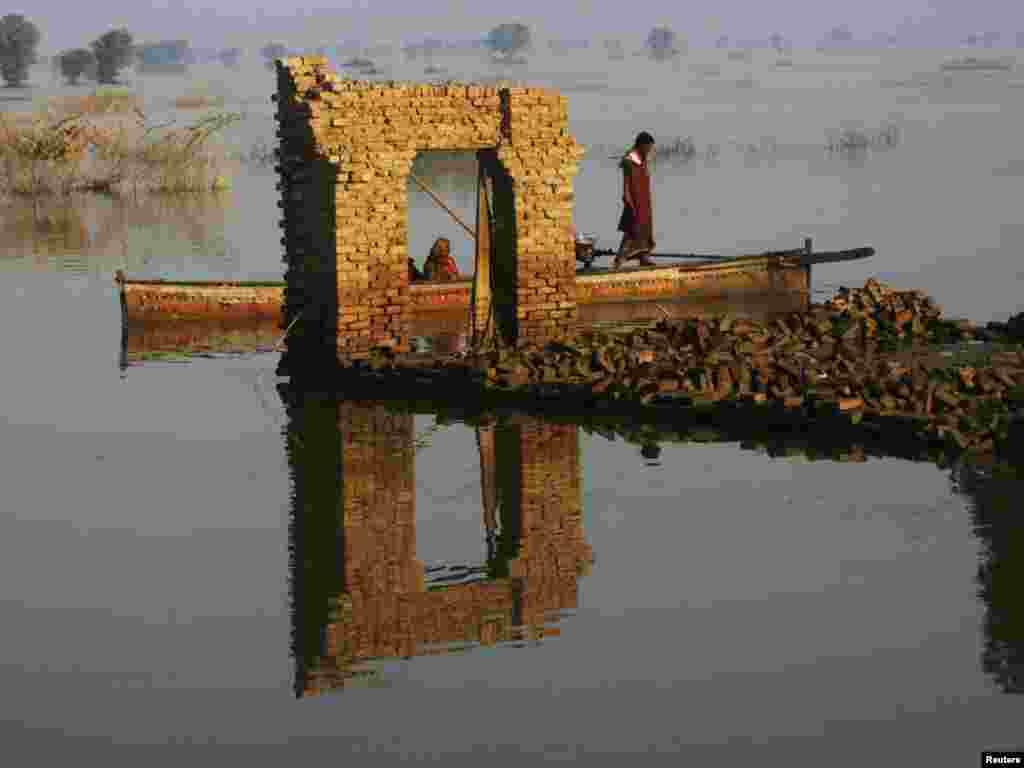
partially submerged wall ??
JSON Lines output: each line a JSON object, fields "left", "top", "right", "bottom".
{"left": 274, "top": 56, "right": 584, "bottom": 356}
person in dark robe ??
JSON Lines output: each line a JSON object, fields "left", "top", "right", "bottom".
{"left": 613, "top": 131, "right": 657, "bottom": 269}
{"left": 408, "top": 257, "right": 423, "bottom": 282}
{"left": 423, "top": 237, "right": 460, "bottom": 281}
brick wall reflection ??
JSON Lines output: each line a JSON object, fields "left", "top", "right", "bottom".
{"left": 508, "top": 421, "right": 592, "bottom": 640}
{"left": 292, "top": 401, "right": 593, "bottom": 697}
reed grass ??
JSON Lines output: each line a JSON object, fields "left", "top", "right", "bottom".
{"left": 599, "top": 136, "right": 703, "bottom": 166}
{"left": 51, "top": 86, "right": 139, "bottom": 117}
{"left": 234, "top": 139, "right": 275, "bottom": 167}
{"left": 656, "top": 136, "right": 697, "bottom": 160}
{"left": 0, "top": 104, "right": 239, "bottom": 197}
{"left": 173, "top": 93, "right": 227, "bottom": 109}
{"left": 172, "top": 84, "right": 227, "bottom": 110}
{"left": 826, "top": 122, "right": 901, "bottom": 151}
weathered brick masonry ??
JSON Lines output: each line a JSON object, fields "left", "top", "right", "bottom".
{"left": 274, "top": 56, "right": 585, "bottom": 357}
{"left": 294, "top": 401, "right": 593, "bottom": 696}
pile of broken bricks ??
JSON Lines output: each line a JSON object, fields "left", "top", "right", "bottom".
{"left": 360, "top": 278, "right": 1024, "bottom": 458}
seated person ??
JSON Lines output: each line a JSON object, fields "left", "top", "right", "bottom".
{"left": 408, "top": 257, "right": 423, "bottom": 282}
{"left": 423, "top": 237, "right": 460, "bottom": 281}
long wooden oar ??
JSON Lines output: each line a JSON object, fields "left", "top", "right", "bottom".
{"left": 589, "top": 248, "right": 729, "bottom": 263}
{"left": 588, "top": 246, "right": 875, "bottom": 266}
{"left": 408, "top": 172, "right": 476, "bottom": 240}
{"left": 646, "top": 252, "right": 731, "bottom": 261}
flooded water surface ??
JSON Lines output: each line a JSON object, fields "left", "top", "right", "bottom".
{"left": 2, "top": 46, "right": 1023, "bottom": 763}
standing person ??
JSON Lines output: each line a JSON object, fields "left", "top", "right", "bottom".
{"left": 614, "top": 131, "right": 657, "bottom": 269}
{"left": 423, "top": 237, "right": 460, "bottom": 281}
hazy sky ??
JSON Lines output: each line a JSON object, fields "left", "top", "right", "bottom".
{"left": 7, "top": 0, "right": 1023, "bottom": 53}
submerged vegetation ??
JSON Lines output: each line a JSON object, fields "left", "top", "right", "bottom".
{"left": 234, "top": 139, "right": 275, "bottom": 168}
{"left": 656, "top": 136, "right": 698, "bottom": 160}
{"left": 53, "top": 86, "right": 139, "bottom": 115}
{"left": 172, "top": 83, "right": 227, "bottom": 110}
{"left": 0, "top": 100, "right": 239, "bottom": 197}
{"left": 645, "top": 26, "right": 683, "bottom": 61}
{"left": 826, "top": 122, "right": 901, "bottom": 152}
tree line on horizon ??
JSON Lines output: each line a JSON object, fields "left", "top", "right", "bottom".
{"left": 0, "top": 14, "right": 244, "bottom": 87}
{"left": 5, "top": 15, "right": 1024, "bottom": 89}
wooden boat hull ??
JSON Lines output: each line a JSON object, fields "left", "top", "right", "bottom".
{"left": 121, "top": 299, "right": 813, "bottom": 362}
{"left": 118, "top": 248, "right": 870, "bottom": 323}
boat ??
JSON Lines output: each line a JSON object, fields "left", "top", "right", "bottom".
{"left": 116, "top": 244, "right": 873, "bottom": 323}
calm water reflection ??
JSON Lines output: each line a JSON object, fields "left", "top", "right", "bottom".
{"left": 277, "top": 373, "right": 1024, "bottom": 705}
{"left": 283, "top": 392, "right": 592, "bottom": 696}
{"left": 0, "top": 192, "right": 241, "bottom": 279}
{"left": 1, "top": 327, "right": 1022, "bottom": 758}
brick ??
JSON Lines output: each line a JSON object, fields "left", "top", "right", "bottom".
{"left": 279, "top": 63, "right": 578, "bottom": 350}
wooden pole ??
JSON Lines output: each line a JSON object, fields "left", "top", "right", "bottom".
{"left": 471, "top": 161, "right": 493, "bottom": 344}
{"left": 803, "top": 237, "right": 813, "bottom": 313}
{"left": 477, "top": 424, "right": 497, "bottom": 535}
{"left": 408, "top": 171, "right": 476, "bottom": 240}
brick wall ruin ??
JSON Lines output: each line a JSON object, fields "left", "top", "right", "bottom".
{"left": 274, "top": 56, "right": 585, "bottom": 356}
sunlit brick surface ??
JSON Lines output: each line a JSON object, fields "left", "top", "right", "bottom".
{"left": 274, "top": 56, "right": 584, "bottom": 355}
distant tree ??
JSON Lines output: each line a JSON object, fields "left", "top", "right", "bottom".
{"left": 187, "top": 47, "right": 220, "bottom": 64}
{"left": 218, "top": 47, "right": 241, "bottom": 68}
{"left": 484, "top": 23, "right": 531, "bottom": 58}
{"left": 58, "top": 48, "right": 94, "bottom": 85}
{"left": 260, "top": 42, "right": 288, "bottom": 70}
{"left": 135, "top": 39, "right": 189, "bottom": 74}
{"left": 603, "top": 38, "right": 624, "bottom": 61}
{"left": 404, "top": 37, "right": 444, "bottom": 61}
{"left": 645, "top": 26, "right": 679, "bottom": 60}
{"left": 91, "top": 28, "right": 134, "bottom": 84}
{"left": 829, "top": 24, "right": 853, "bottom": 43}
{"left": 364, "top": 43, "right": 393, "bottom": 58}
{"left": 0, "top": 14, "right": 41, "bottom": 87}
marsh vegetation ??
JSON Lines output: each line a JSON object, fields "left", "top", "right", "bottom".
{"left": 0, "top": 101, "right": 238, "bottom": 197}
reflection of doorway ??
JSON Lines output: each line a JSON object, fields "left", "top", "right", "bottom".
{"left": 283, "top": 391, "right": 593, "bottom": 696}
